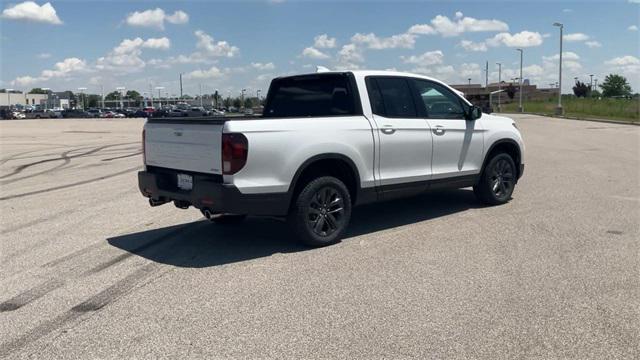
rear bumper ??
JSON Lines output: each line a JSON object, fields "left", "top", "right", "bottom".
{"left": 138, "top": 170, "right": 289, "bottom": 216}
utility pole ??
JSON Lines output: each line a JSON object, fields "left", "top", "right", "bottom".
{"left": 496, "top": 62, "right": 502, "bottom": 112}
{"left": 149, "top": 84, "right": 154, "bottom": 108}
{"left": 241, "top": 88, "right": 246, "bottom": 111}
{"left": 199, "top": 83, "right": 203, "bottom": 107}
{"left": 589, "top": 74, "right": 594, "bottom": 95}
{"left": 516, "top": 48, "right": 523, "bottom": 112}
{"left": 485, "top": 61, "right": 489, "bottom": 88}
{"left": 179, "top": 73, "right": 183, "bottom": 99}
{"left": 100, "top": 85, "right": 105, "bottom": 108}
{"left": 553, "top": 22, "right": 564, "bottom": 115}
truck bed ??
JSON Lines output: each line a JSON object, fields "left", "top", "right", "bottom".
{"left": 146, "top": 115, "right": 262, "bottom": 124}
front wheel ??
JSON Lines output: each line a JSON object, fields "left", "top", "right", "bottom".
{"left": 288, "top": 176, "right": 352, "bottom": 247}
{"left": 473, "top": 153, "right": 517, "bottom": 205}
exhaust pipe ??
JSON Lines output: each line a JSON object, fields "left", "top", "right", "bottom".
{"left": 173, "top": 200, "right": 190, "bottom": 209}
{"left": 149, "top": 198, "right": 168, "bottom": 207}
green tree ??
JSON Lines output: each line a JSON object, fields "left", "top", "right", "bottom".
{"left": 86, "top": 94, "right": 101, "bottom": 108}
{"left": 505, "top": 84, "right": 516, "bottom": 100}
{"left": 599, "top": 74, "right": 632, "bottom": 97}
{"left": 105, "top": 91, "right": 120, "bottom": 100}
{"left": 572, "top": 81, "right": 590, "bottom": 98}
{"left": 29, "top": 88, "right": 49, "bottom": 94}
{"left": 126, "top": 90, "right": 141, "bottom": 106}
{"left": 232, "top": 97, "right": 242, "bottom": 109}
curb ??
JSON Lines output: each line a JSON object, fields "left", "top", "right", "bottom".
{"left": 499, "top": 112, "right": 640, "bottom": 126}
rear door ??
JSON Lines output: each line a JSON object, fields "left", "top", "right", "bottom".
{"left": 410, "top": 79, "right": 484, "bottom": 179}
{"left": 366, "top": 77, "right": 433, "bottom": 194}
{"left": 144, "top": 122, "right": 224, "bottom": 174}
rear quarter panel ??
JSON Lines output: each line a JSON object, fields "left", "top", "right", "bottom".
{"left": 224, "top": 116, "right": 376, "bottom": 194}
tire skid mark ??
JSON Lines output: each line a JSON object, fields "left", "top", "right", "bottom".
{"left": 0, "top": 142, "right": 138, "bottom": 180}
{"left": 0, "top": 223, "right": 203, "bottom": 358}
{"left": 0, "top": 280, "right": 65, "bottom": 312}
{"left": 2, "top": 223, "right": 193, "bottom": 313}
{"left": 0, "top": 165, "right": 141, "bottom": 201}
{"left": 1, "top": 209, "right": 76, "bottom": 235}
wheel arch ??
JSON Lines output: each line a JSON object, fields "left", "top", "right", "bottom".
{"left": 481, "top": 139, "right": 522, "bottom": 179}
{"left": 286, "top": 153, "right": 362, "bottom": 209}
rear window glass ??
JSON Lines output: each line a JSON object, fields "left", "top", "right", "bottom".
{"left": 263, "top": 74, "right": 356, "bottom": 118}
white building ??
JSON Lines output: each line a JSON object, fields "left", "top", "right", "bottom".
{"left": 0, "top": 92, "right": 48, "bottom": 107}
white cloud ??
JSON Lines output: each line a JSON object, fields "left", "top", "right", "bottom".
{"left": 195, "top": 30, "right": 239, "bottom": 57}
{"left": 563, "top": 33, "right": 589, "bottom": 42}
{"left": 459, "top": 40, "right": 488, "bottom": 52}
{"left": 486, "top": 31, "right": 544, "bottom": 47}
{"left": 407, "top": 24, "right": 436, "bottom": 35}
{"left": 562, "top": 8, "right": 573, "bottom": 13}
{"left": 125, "top": 8, "right": 189, "bottom": 30}
{"left": 12, "top": 57, "right": 88, "bottom": 86}
{"left": 143, "top": 37, "right": 171, "bottom": 50}
{"left": 628, "top": 25, "right": 639, "bottom": 31}
{"left": 1, "top": 1, "right": 62, "bottom": 25}
{"left": 585, "top": 41, "right": 602, "bottom": 48}
{"left": 301, "top": 47, "right": 330, "bottom": 59}
{"left": 251, "top": 62, "right": 275, "bottom": 71}
{"left": 605, "top": 55, "right": 640, "bottom": 76}
{"left": 401, "top": 50, "right": 444, "bottom": 66}
{"left": 166, "top": 10, "right": 189, "bottom": 24}
{"left": 96, "top": 37, "right": 169, "bottom": 73}
{"left": 185, "top": 66, "right": 225, "bottom": 79}
{"left": 336, "top": 44, "right": 364, "bottom": 70}
{"left": 430, "top": 13, "right": 508, "bottom": 37}
{"left": 314, "top": 34, "right": 337, "bottom": 49}
{"left": 543, "top": 52, "right": 580, "bottom": 61}
{"left": 37, "top": 53, "right": 52, "bottom": 59}
{"left": 351, "top": 32, "right": 416, "bottom": 49}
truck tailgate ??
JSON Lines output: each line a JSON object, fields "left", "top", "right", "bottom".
{"left": 144, "top": 122, "right": 223, "bottom": 174}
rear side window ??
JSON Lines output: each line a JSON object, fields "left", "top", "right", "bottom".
{"left": 263, "top": 74, "right": 356, "bottom": 117}
{"left": 367, "top": 77, "right": 417, "bottom": 118}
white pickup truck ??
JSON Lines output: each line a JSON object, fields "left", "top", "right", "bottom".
{"left": 139, "top": 70, "right": 525, "bottom": 246}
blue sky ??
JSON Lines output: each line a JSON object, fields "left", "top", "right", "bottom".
{"left": 1, "top": 0, "right": 639, "bottom": 96}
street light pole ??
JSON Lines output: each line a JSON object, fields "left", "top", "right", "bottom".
{"left": 496, "top": 62, "right": 502, "bottom": 112}
{"left": 589, "top": 74, "right": 594, "bottom": 95}
{"left": 553, "top": 22, "right": 564, "bottom": 115}
{"left": 77, "top": 87, "right": 87, "bottom": 110}
{"left": 6, "top": 89, "right": 14, "bottom": 109}
{"left": 516, "top": 48, "right": 523, "bottom": 112}
{"left": 42, "top": 88, "right": 51, "bottom": 110}
{"left": 155, "top": 87, "right": 164, "bottom": 107}
{"left": 116, "top": 87, "right": 125, "bottom": 110}
{"left": 241, "top": 88, "right": 246, "bottom": 111}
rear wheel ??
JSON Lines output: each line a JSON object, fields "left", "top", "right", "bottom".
{"left": 474, "top": 153, "right": 517, "bottom": 205}
{"left": 288, "top": 176, "right": 352, "bottom": 247}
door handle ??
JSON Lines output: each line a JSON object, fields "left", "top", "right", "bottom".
{"left": 381, "top": 125, "right": 396, "bottom": 135}
{"left": 432, "top": 126, "right": 446, "bottom": 136}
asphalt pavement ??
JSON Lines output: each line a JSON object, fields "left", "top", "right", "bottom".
{"left": 0, "top": 115, "right": 638, "bottom": 359}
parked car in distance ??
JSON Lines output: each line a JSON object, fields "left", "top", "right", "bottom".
{"left": 12, "top": 111, "right": 26, "bottom": 119}
{"left": 86, "top": 109, "right": 102, "bottom": 118}
{"left": 62, "top": 109, "right": 89, "bottom": 118}
{"left": 139, "top": 70, "right": 525, "bottom": 247}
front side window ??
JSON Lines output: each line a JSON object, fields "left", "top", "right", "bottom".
{"left": 412, "top": 79, "right": 466, "bottom": 119}
{"left": 263, "top": 74, "right": 355, "bottom": 118}
{"left": 369, "top": 77, "right": 417, "bottom": 118}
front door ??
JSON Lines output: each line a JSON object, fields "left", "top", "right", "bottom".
{"left": 410, "top": 79, "right": 484, "bottom": 180}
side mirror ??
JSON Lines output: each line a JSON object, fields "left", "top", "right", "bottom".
{"left": 467, "top": 105, "right": 482, "bottom": 121}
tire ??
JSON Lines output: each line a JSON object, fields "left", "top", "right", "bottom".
{"left": 288, "top": 176, "right": 352, "bottom": 247}
{"left": 473, "top": 153, "right": 517, "bottom": 205}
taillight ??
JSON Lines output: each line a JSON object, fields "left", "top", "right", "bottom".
{"left": 221, "top": 133, "right": 248, "bottom": 175}
{"left": 142, "top": 129, "right": 146, "bottom": 165}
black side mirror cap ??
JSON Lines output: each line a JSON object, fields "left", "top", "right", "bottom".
{"left": 467, "top": 105, "right": 482, "bottom": 120}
